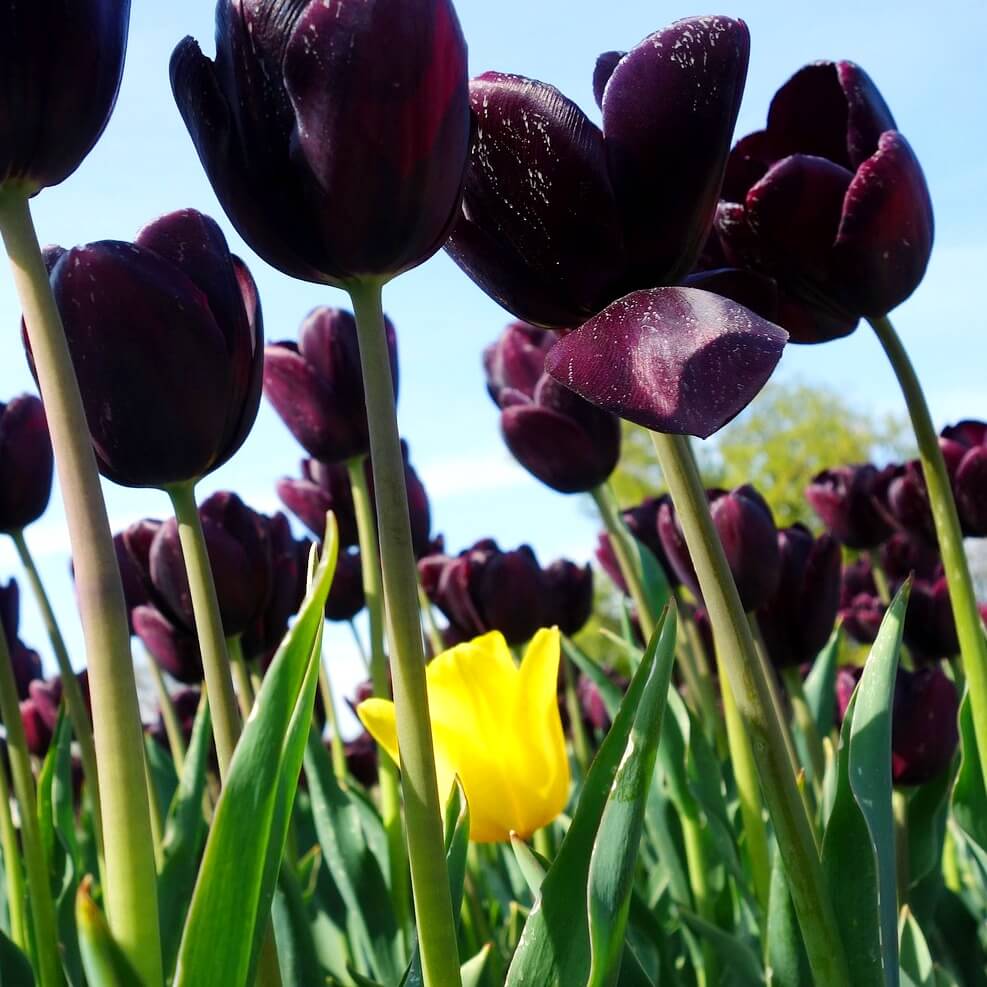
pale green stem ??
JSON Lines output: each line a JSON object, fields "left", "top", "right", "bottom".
{"left": 720, "top": 666, "right": 771, "bottom": 914}
{"left": 0, "top": 752, "right": 27, "bottom": 951}
{"left": 562, "top": 653, "right": 592, "bottom": 775}
{"left": 870, "top": 314, "right": 987, "bottom": 795}
{"left": 868, "top": 551, "right": 891, "bottom": 606}
{"left": 590, "top": 483, "right": 656, "bottom": 639}
{"left": 681, "top": 806, "right": 717, "bottom": 987}
{"left": 680, "top": 602, "right": 728, "bottom": 756}
{"left": 0, "top": 622, "right": 61, "bottom": 987}
{"left": 348, "top": 278, "right": 461, "bottom": 987}
{"left": 318, "top": 658, "right": 347, "bottom": 781}
{"left": 418, "top": 582, "right": 446, "bottom": 658}
{"left": 11, "top": 528, "right": 105, "bottom": 874}
{"left": 144, "top": 748, "right": 165, "bottom": 871}
{"left": 0, "top": 191, "right": 161, "bottom": 987}
{"left": 228, "top": 636, "right": 256, "bottom": 721}
{"left": 782, "top": 666, "right": 827, "bottom": 792}
{"left": 166, "top": 483, "right": 241, "bottom": 780}
{"left": 148, "top": 659, "right": 186, "bottom": 775}
{"left": 650, "top": 431, "right": 849, "bottom": 985}
{"left": 346, "top": 457, "right": 409, "bottom": 935}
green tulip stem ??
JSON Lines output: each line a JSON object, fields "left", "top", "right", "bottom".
{"left": 868, "top": 550, "right": 892, "bottom": 605}
{"left": 0, "top": 751, "right": 28, "bottom": 952}
{"left": 781, "top": 666, "right": 827, "bottom": 789}
{"left": 348, "top": 278, "right": 462, "bottom": 987}
{"left": 590, "top": 483, "right": 656, "bottom": 639}
{"left": 11, "top": 528, "right": 106, "bottom": 868}
{"left": 143, "top": 746, "right": 165, "bottom": 871}
{"left": 418, "top": 581, "right": 446, "bottom": 658}
{"left": 318, "top": 657, "right": 348, "bottom": 781}
{"left": 147, "top": 658, "right": 187, "bottom": 774}
{"left": 227, "top": 636, "right": 256, "bottom": 720}
{"left": 870, "top": 314, "right": 987, "bottom": 793}
{"left": 0, "top": 617, "right": 62, "bottom": 987}
{"left": 679, "top": 603, "right": 728, "bottom": 755}
{"left": 562, "top": 651, "right": 593, "bottom": 775}
{"left": 719, "top": 660, "right": 772, "bottom": 915}
{"left": 166, "top": 482, "right": 242, "bottom": 780}
{"left": 650, "top": 431, "right": 849, "bottom": 985}
{"left": 346, "top": 455, "right": 410, "bottom": 938}
{"left": 0, "top": 190, "right": 162, "bottom": 987}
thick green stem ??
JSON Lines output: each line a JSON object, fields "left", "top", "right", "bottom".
{"left": 870, "top": 314, "right": 987, "bottom": 794}
{"left": 318, "top": 659, "right": 348, "bottom": 781}
{"left": 681, "top": 808, "right": 717, "bottom": 987}
{"left": 650, "top": 432, "right": 849, "bottom": 985}
{"left": 0, "top": 191, "right": 161, "bottom": 987}
{"left": 148, "top": 658, "right": 187, "bottom": 774}
{"left": 348, "top": 279, "right": 461, "bottom": 987}
{"left": 346, "top": 456, "right": 410, "bottom": 938}
{"left": 228, "top": 636, "right": 256, "bottom": 721}
{"left": 720, "top": 666, "right": 771, "bottom": 914}
{"left": 166, "top": 483, "right": 241, "bottom": 780}
{"left": 0, "top": 752, "right": 28, "bottom": 951}
{"left": 11, "top": 529, "right": 105, "bottom": 868}
{"left": 0, "top": 622, "right": 61, "bottom": 987}
{"left": 590, "top": 483, "right": 655, "bottom": 639}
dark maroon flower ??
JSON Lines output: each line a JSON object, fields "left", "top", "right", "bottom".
{"left": 132, "top": 605, "right": 203, "bottom": 684}
{"left": 0, "top": 1, "right": 130, "bottom": 193}
{"left": 171, "top": 0, "right": 469, "bottom": 286}
{"left": 0, "top": 580, "right": 43, "bottom": 700}
{"left": 756, "top": 524, "right": 842, "bottom": 668}
{"left": 884, "top": 461, "right": 935, "bottom": 542}
{"left": 36, "top": 210, "right": 263, "bottom": 488}
{"left": 420, "top": 539, "right": 571, "bottom": 645}
{"left": 577, "top": 670, "right": 628, "bottom": 733}
{"left": 265, "top": 308, "right": 397, "bottom": 464}
{"left": 447, "top": 17, "right": 751, "bottom": 328}
{"left": 714, "top": 61, "right": 933, "bottom": 343}
{"left": 805, "top": 464, "right": 896, "bottom": 549}
{"left": 841, "top": 593, "right": 886, "bottom": 646}
{"left": 325, "top": 548, "right": 366, "bottom": 623}
{"left": 659, "top": 485, "right": 780, "bottom": 612}
{"left": 903, "top": 577, "right": 958, "bottom": 661}
{"left": 835, "top": 665, "right": 861, "bottom": 723}
{"left": 545, "top": 287, "right": 786, "bottom": 438}
{"left": 0, "top": 395, "right": 53, "bottom": 534}
{"left": 879, "top": 531, "right": 941, "bottom": 584}
{"left": 278, "top": 460, "right": 358, "bottom": 547}
{"left": 28, "top": 671, "right": 92, "bottom": 733}
{"left": 597, "top": 496, "right": 678, "bottom": 595}
{"left": 485, "top": 323, "right": 620, "bottom": 493}
{"left": 543, "top": 560, "right": 593, "bottom": 637}
{"left": 341, "top": 731, "right": 379, "bottom": 788}
{"left": 940, "top": 421, "right": 987, "bottom": 536}
{"left": 20, "top": 698, "right": 52, "bottom": 758}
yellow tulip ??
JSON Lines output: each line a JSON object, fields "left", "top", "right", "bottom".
{"left": 357, "top": 627, "right": 570, "bottom": 843}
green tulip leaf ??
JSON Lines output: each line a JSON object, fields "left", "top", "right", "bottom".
{"left": 952, "top": 688, "right": 987, "bottom": 855}
{"left": 76, "top": 880, "right": 144, "bottom": 987}
{"left": 679, "top": 909, "right": 765, "bottom": 986}
{"left": 765, "top": 847, "right": 810, "bottom": 987}
{"left": 804, "top": 625, "right": 842, "bottom": 740}
{"left": 899, "top": 908, "right": 934, "bottom": 987}
{"left": 0, "top": 927, "right": 34, "bottom": 987}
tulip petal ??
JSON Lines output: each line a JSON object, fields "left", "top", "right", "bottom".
{"left": 592, "top": 51, "right": 625, "bottom": 110}
{"left": 681, "top": 268, "right": 779, "bottom": 323}
{"left": 602, "top": 16, "right": 750, "bottom": 285}
{"left": 833, "top": 131, "right": 934, "bottom": 318}
{"left": 446, "top": 72, "right": 625, "bottom": 329}
{"left": 544, "top": 287, "right": 787, "bottom": 438}
{"left": 0, "top": 395, "right": 53, "bottom": 534}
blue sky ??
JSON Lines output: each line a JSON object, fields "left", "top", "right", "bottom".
{"left": 1, "top": 0, "right": 984, "bottom": 728}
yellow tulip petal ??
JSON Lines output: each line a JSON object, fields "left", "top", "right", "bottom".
{"left": 356, "top": 698, "right": 399, "bottom": 766}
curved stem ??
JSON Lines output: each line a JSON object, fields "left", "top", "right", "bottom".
{"left": 318, "top": 658, "right": 348, "bottom": 781}
{"left": 148, "top": 658, "right": 187, "bottom": 774}
{"left": 650, "top": 431, "right": 849, "bottom": 985}
{"left": 782, "top": 666, "right": 826, "bottom": 791}
{"left": 870, "top": 314, "right": 987, "bottom": 794}
{"left": 418, "top": 582, "right": 446, "bottom": 658}
{"left": 166, "top": 483, "right": 241, "bottom": 780}
{"left": 0, "top": 623, "right": 61, "bottom": 987}
{"left": 0, "top": 751, "right": 28, "bottom": 952}
{"left": 11, "top": 529, "right": 105, "bottom": 870}
{"left": 680, "top": 805, "right": 717, "bottom": 987}
{"left": 348, "top": 278, "right": 461, "bottom": 987}
{"left": 228, "top": 636, "right": 256, "bottom": 721}
{"left": 346, "top": 456, "right": 410, "bottom": 939}
{"left": 0, "top": 191, "right": 161, "bottom": 987}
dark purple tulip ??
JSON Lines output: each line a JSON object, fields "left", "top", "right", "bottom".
{"left": 150, "top": 492, "right": 271, "bottom": 639}
{"left": 0, "top": 1, "right": 130, "bottom": 193}
{"left": 715, "top": 61, "right": 934, "bottom": 343}
{"left": 545, "top": 287, "right": 787, "bottom": 438}
{"left": 940, "top": 420, "right": 987, "bottom": 536}
{"left": 264, "top": 308, "right": 398, "bottom": 464}
{"left": 344, "top": 731, "right": 379, "bottom": 789}
{"left": 132, "top": 605, "right": 203, "bottom": 684}
{"left": 278, "top": 460, "right": 358, "bottom": 547}
{"left": 805, "top": 464, "right": 896, "bottom": 549}
{"left": 447, "top": 17, "right": 751, "bottom": 328}
{"left": 903, "top": 577, "right": 958, "bottom": 661}
{"left": 543, "top": 559, "right": 593, "bottom": 637}
{"left": 835, "top": 665, "right": 861, "bottom": 723}
{"left": 38, "top": 210, "right": 263, "bottom": 488}
{"left": 28, "top": 670, "right": 92, "bottom": 733}
{"left": 879, "top": 531, "right": 941, "bottom": 584}
{"left": 325, "top": 548, "right": 365, "bottom": 623}
{"left": 0, "top": 395, "right": 53, "bottom": 534}
{"left": 658, "top": 486, "right": 780, "bottom": 612}
{"left": 885, "top": 461, "right": 936, "bottom": 543}
{"left": 756, "top": 524, "right": 842, "bottom": 668}
{"left": 0, "top": 580, "right": 43, "bottom": 700}
{"left": 485, "top": 323, "right": 621, "bottom": 493}
{"left": 892, "top": 666, "right": 960, "bottom": 785}
{"left": 171, "top": 0, "right": 469, "bottom": 286}
{"left": 577, "top": 669, "right": 629, "bottom": 733}
{"left": 597, "top": 496, "right": 678, "bottom": 595}
{"left": 20, "top": 698, "right": 52, "bottom": 758}
{"left": 420, "top": 539, "right": 560, "bottom": 646}
{"left": 841, "top": 593, "right": 886, "bottom": 646}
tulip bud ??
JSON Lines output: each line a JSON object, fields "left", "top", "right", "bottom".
{"left": 325, "top": 549, "right": 366, "bottom": 623}
{"left": 0, "top": 580, "right": 43, "bottom": 699}
{"left": 838, "top": 558, "right": 885, "bottom": 645}
{"left": 596, "top": 496, "right": 678, "bottom": 596}
{"left": 543, "top": 559, "right": 593, "bottom": 637}
{"left": 0, "top": 2, "right": 130, "bottom": 194}
{"left": 716, "top": 61, "right": 933, "bottom": 342}
{"left": 879, "top": 531, "right": 941, "bottom": 584}
{"left": 940, "top": 420, "right": 987, "bottom": 536}
{"left": 485, "top": 323, "right": 621, "bottom": 493}
{"left": 264, "top": 308, "right": 398, "bottom": 464}
{"left": 885, "top": 461, "right": 936, "bottom": 542}
{"left": 34, "top": 210, "right": 264, "bottom": 488}
{"left": 659, "top": 485, "right": 780, "bottom": 612}
{"left": 756, "top": 525, "right": 842, "bottom": 668}
{"left": 903, "top": 577, "right": 958, "bottom": 661}
{"left": 892, "top": 666, "right": 960, "bottom": 785}
{"left": 344, "top": 731, "right": 379, "bottom": 789}
{"left": 0, "top": 395, "right": 53, "bottom": 534}
{"left": 171, "top": 0, "right": 470, "bottom": 286}
{"left": 28, "top": 671, "right": 92, "bottom": 733}
{"left": 277, "top": 460, "right": 358, "bottom": 547}
{"left": 132, "top": 605, "right": 203, "bottom": 684}
{"left": 20, "top": 698, "right": 52, "bottom": 758}
{"left": 805, "top": 464, "right": 895, "bottom": 548}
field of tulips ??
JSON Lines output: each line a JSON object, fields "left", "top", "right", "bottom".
{"left": 0, "top": 2, "right": 985, "bottom": 987}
